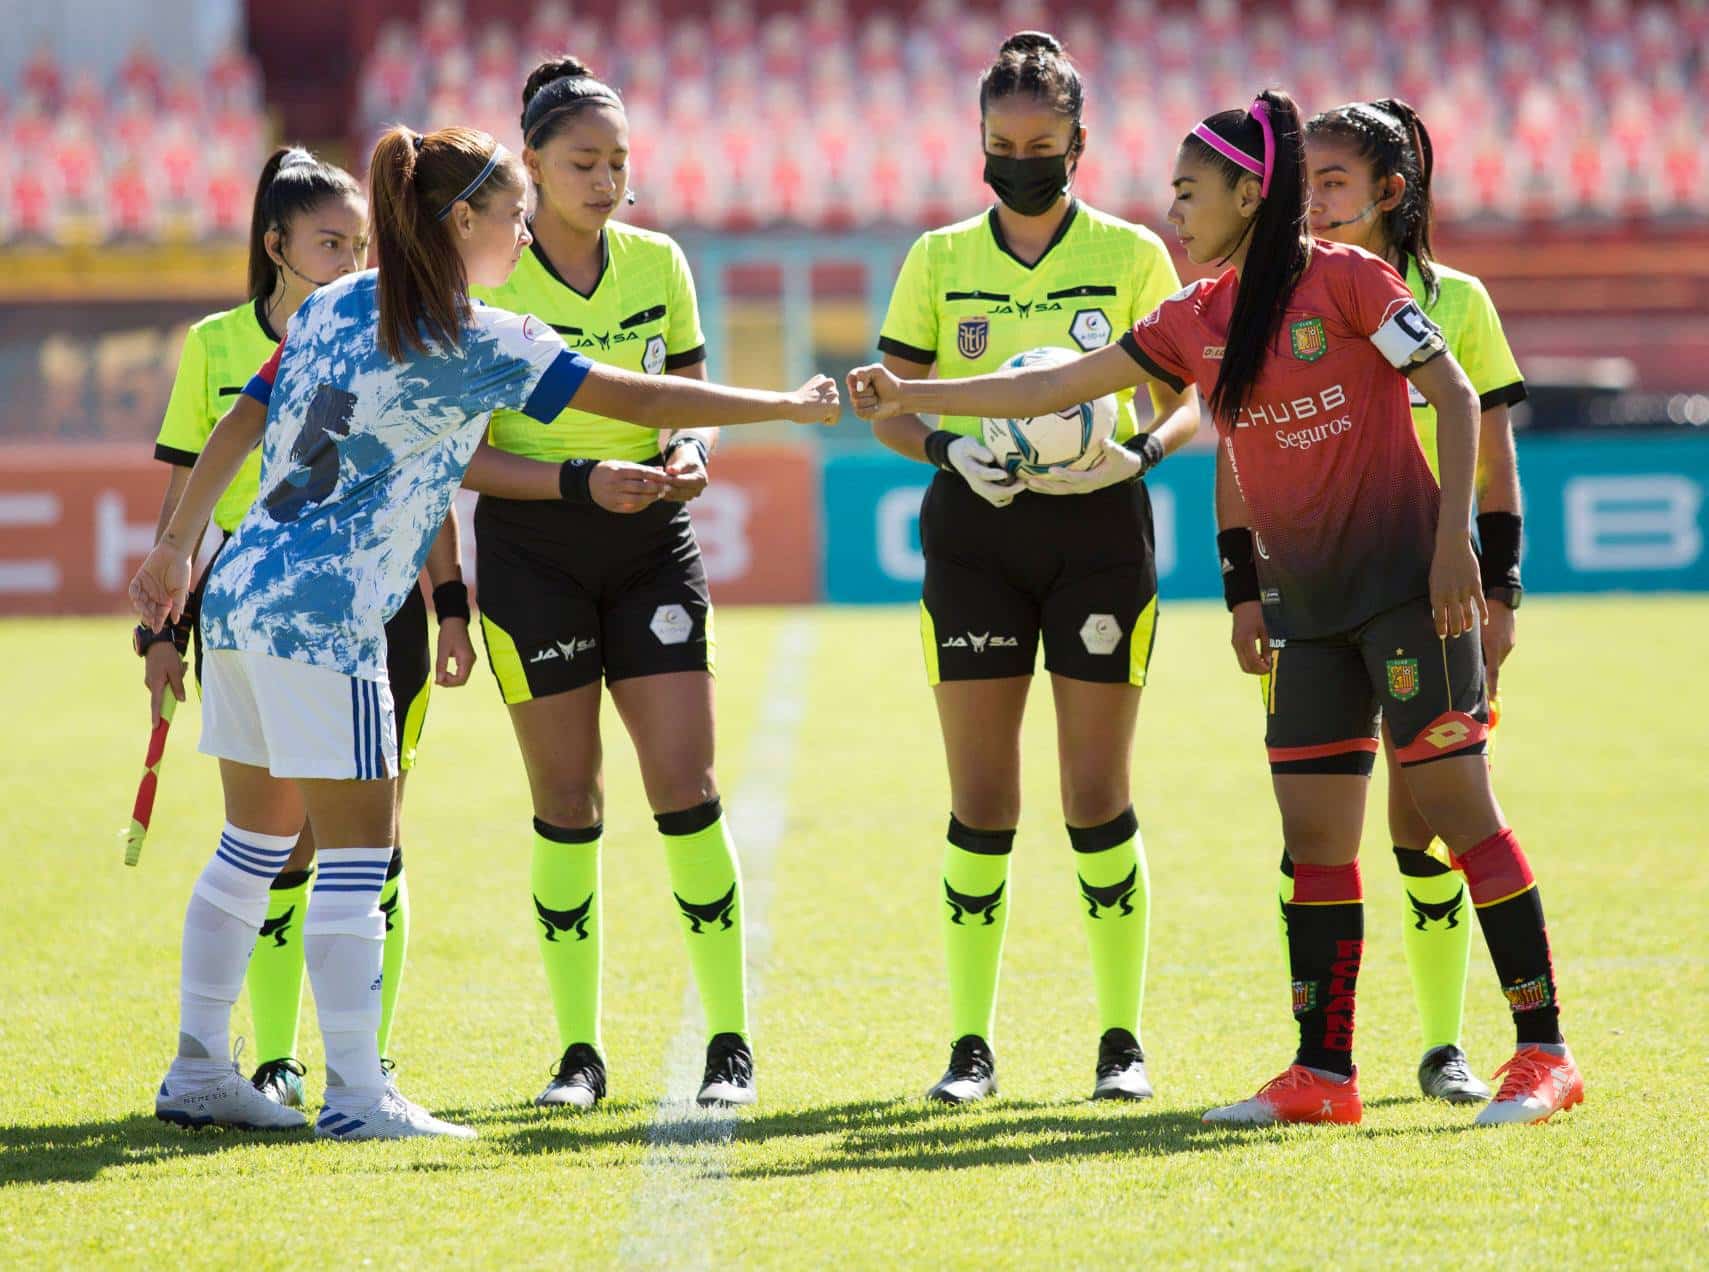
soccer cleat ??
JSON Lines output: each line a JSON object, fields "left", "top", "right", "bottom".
{"left": 1091, "top": 1028, "right": 1153, "bottom": 1101}
{"left": 315, "top": 1088, "right": 477, "bottom": 1140}
{"left": 1202, "top": 1064, "right": 1362, "bottom": 1126}
{"left": 927, "top": 1034, "right": 997, "bottom": 1105}
{"left": 536, "top": 1043, "right": 607, "bottom": 1110}
{"left": 697, "top": 1032, "right": 756, "bottom": 1107}
{"left": 1417, "top": 1044, "right": 1491, "bottom": 1103}
{"left": 251, "top": 1057, "right": 307, "bottom": 1108}
{"left": 156, "top": 1066, "right": 308, "bottom": 1131}
{"left": 1474, "top": 1045, "right": 1583, "bottom": 1126}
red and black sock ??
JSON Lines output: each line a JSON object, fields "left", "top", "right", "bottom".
{"left": 1452, "top": 828, "right": 1563, "bottom": 1046}
{"left": 1284, "top": 860, "right": 1364, "bottom": 1077}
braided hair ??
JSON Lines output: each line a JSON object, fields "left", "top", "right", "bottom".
{"left": 1305, "top": 98, "right": 1438, "bottom": 303}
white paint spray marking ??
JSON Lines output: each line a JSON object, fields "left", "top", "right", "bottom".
{"left": 616, "top": 614, "right": 815, "bottom": 1269}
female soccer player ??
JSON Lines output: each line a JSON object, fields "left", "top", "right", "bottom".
{"left": 849, "top": 90, "right": 1581, "bottom": 1127}
{"left": 868, "top": 32, "right": 1200, "bottom": 1104}
{"left": 464, "top": 55, "right": 765, "bottom": 1110}
{"left": 1303, "top": 99, "right": 1527, "bottom": 1103}
{"left": 131, "top": 123, "right": 839, "bottom": 1139}
{"left": 141, "top": 146, "right": 474, "bottom": 1110}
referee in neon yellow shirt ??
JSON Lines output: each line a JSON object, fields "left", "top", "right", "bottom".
{"left": 1305, "top": 98, "right": 1528, "bottom": 1104}
{"left": 872, "top": 32, "right": 1201, "bottom": 1104}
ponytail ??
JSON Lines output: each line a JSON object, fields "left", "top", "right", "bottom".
{"left": 1183, "top": 89, "right": 1309, "bottom": 425}
{"left": 1305, "top": 97, "right": 1439, "bottom": 303}
{"left": 247, "top": 145, "right": 360, "bottom": 303}
{"left": 369, "top": 125, "right": 523, "bottom": 362}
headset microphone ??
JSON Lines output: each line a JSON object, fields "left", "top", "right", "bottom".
{"left": 625, "top": 189, "right": 638, "bottom": 205}
{"left": 278, "top": 252, "right": 338, "bottom": 290}
{"left": 1321, "top": 200, "right": 1381, "bottom": 230}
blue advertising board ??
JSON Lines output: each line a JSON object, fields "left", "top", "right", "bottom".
{"left": 822, "top": 433, "right": 1709, "bottom": 604}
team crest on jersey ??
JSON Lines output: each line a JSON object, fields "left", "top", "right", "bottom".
{"left": 1386, "top": 657, "right": 1420, "bottom": 701}
{"left": 1290, "top": 317, "right": 1327, "bottom": 363}
{"left": 957, "top": 317, "right": 989, "bottom": 359}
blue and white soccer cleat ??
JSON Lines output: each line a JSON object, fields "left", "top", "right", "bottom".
{"left": 156, "top": 1066, "right": 308, "bottom": 1131}
{"left": 315, "top": 1088, "right": 477, "bottom": 1140}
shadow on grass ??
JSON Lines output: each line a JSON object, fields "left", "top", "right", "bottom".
{"left": 0, "top": 1112, "right": 301, "bottom": 1185}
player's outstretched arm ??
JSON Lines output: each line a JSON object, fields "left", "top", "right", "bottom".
{"left": 849, "top": 341, "right": 1148, "bottom": 424}
{"left": 1410, "top": 351, "right": 1487, "bottom": 639}
{"left": 571, "top": 364, "right": 840, "bottom": 430}
{"left": 130, "top": 395, "right": 266, "bottom": 631}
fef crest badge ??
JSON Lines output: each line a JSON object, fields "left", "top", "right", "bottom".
{"left": 957, "top": 316, "right": 989, "bottom": 359}
{"left": 1290, "top": 317, "right": 1327, "bottom": 362}
{"left": 1386, "top": 657, "right": 1420, "bottom": 701}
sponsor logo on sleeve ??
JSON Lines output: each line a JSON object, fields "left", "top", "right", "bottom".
{"left": 642, "top": 334, "right": 667, "bottom": 375}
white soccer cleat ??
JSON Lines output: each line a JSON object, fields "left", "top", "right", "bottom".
{"left": 156, "top": 1066, "right": 308, "bottom": 1131}
{"left": 314, "top": 1088, "right": 477, "bottom": 1140}
{"left": 1091, "top": 1028, "right": 1154, "bottom": 1101}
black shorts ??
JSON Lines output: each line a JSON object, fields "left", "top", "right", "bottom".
{"left": 474, "top": 491, "right": 712, "bottom": 703}
{"left": 919, "top": 471, "right": 1159, "bottom": 686}
{"left": 1262, "top": 596, "right": 1489, "bottom": 776}
{"left": 190, "top": 539, "right": 433, "bottom": 772}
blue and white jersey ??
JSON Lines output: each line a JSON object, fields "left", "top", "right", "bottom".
{"left": 201, "top": 270, "right": 590, "bottom": 679}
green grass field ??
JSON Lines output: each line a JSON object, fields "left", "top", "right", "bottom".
{"left": 3, "top": 598, "right": 1706, "bottom": 1268}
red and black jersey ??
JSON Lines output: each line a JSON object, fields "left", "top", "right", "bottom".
{"left": 1121, "top": 241, "right": 1447, "bottom": 639}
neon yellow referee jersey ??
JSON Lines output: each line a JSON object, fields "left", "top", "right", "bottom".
{"left": 473, "top": 222, "right": 707, "bottom": 462}
{"left": 878, "top": 200, "right": 1183, "bottom": 440}
{"left": 1402, "top": 254, "right": 1526, "bottom": 480}
{"left": 153, "top": 298, "right": 281, "bottom": 533}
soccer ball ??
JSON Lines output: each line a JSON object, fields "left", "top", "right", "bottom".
{"left": 980, "top": 347, "right": 1117, "bottom": 477}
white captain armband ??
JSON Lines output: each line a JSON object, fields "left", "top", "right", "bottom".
{"left": 1370, "top": 299, "right": 1447, "bottom": 371}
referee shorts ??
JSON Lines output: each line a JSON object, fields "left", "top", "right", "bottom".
{"left": 192, "top": 543, "right": 433, "bottom": 773}
{"left": 474, "top": 488, "right": 713, "bottom": 704}
{"left": 1262, "top": 597, "right": 1489, "bottom": 776}
{"left": 918, "top": 470, "right": 1159, "bottom": 687}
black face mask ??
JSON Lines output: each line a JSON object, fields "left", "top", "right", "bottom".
{"left": 983, "top": 150, "right": 1073, "bottom": 217}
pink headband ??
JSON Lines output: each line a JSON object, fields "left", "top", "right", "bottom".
{"left": 1191, "top": 97, "right": 1276, "bottom": 197}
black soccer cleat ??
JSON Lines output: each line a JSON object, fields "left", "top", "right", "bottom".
{"left": 697, "top": 1032, "right": 756, "bottom": 1106}
{"left": 1091, "top": 1028, "right": 1154, "bottom": 1101}
{"left": 927, "top": 1034, "right": 997, "bottom": 1104}
{"left": 536, "top": 1043, "right": 608, "bottom": 1110}
{"left": 1418, "top": 1044, "right": 1493, "bottom": 1104}
{"left": 250, "top": 1057, "right": 307, "bottom": 1108}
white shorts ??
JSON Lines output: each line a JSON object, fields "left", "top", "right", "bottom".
{"left": 199, "top": 649, "right": 399, "bottom": 781}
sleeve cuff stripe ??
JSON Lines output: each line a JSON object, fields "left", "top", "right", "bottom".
{"left": 154, "top": 443, "right": 201, "bottom": 467}
{"left": 1479, "top": 381, "right": 1527, "bottom": 411}
{"left": 1118, "top": 331, "right": 1187, "bottom": 392}
{"left": 521, "top": 351, "right": 594, "bottom": 422}
{"left": 240, "top": 375, "right": 272, "bottom": 407}
{"left": 664, "top": 345, "right": 708, "bottom": 371}
{"left": 877, "top": 335, "right": 935, "bottom": 365}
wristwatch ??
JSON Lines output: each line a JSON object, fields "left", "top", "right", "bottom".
{"left": 1485, "top": 585, "right": 1523, "bottom": 610}
{"left": 133, "top": 622, "right": 188, "bottom": 656}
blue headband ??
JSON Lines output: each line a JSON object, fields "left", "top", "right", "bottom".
{"left": 435, "top": 145, "right": 508, "bottom": 221}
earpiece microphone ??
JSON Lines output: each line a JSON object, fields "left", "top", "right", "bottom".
{"left": 277, "top": 253, "right": 338, "bottom": 290}
{"left": 625, "top": 189, "right": 638, "bottom": 205}
{"left": 1321, "top": 200, "right": 1381, "bottom": 230}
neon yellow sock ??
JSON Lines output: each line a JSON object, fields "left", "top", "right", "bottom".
{"left": 246, "top": 865, "right": 312, "bottom": 1064}
{"left": 1395, "top": 845, "right": 1472, "bottom": 1051}
{"left": 532, "top": 819, "right": 603, "bottom": 1052}
{"left": 942, "top": 818, "right": 1013, "bottom": 1043}
{"left": 1071, "top": 809, "right": 1150, "bottom": 1043}
{"left": 660, "top": 800, "right": 747, "bottom": 1041}
{"left": 376, "top": 849, "right": 409, "bottom": 1062}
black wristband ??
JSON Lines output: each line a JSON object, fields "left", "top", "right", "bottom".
{"left": 431, "top": 579, "right": 470, "bottom": 624}
{"left": 558, "top": 458, "right": 596, "bottom": 504}
{"left": 1476, "top": 512, "right": 1523, "bottom": 590}
{"left": 923, "top": 430, "right": 959, "bottom": 473}
{"left": 1123, "top": 431, "right": 1165, "bottom": 474}
{"left": 665, "top": 434, "right": 709, "bottom": 468}
{"left": 134, "top": 621, "right": 189, "bottom": 657}
{"left": 1217, "top": 528, "right": 1261, "bottom": 611}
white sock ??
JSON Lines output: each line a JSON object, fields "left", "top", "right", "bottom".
{"left": 175, "top": 824, "right": 297, "bottom": 1064}
{"left": 305, "top": 847, "right": 393, "bottom": 1108}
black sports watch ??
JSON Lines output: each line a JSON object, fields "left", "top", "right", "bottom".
{"left": 134, "top": 622, "right": 188, "bottom": 657}
{"left": 1486, "top": 584, "right": 1523, "bottom": 610}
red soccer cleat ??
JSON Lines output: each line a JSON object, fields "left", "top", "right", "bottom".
{"left": 1474, "top": 1045, "right": 1584, "bottom": 1126}
{"left": 1202, "top": 1064, "right": 1363, "bottom": 1126}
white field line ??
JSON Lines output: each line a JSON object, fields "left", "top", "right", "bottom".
{"left": 616, "top": 613, "right": 815, "bottom": 1269}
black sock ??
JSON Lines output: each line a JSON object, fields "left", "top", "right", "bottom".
{"left": 1285, "top": 861, "right": 1364, "bottom": 1077}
